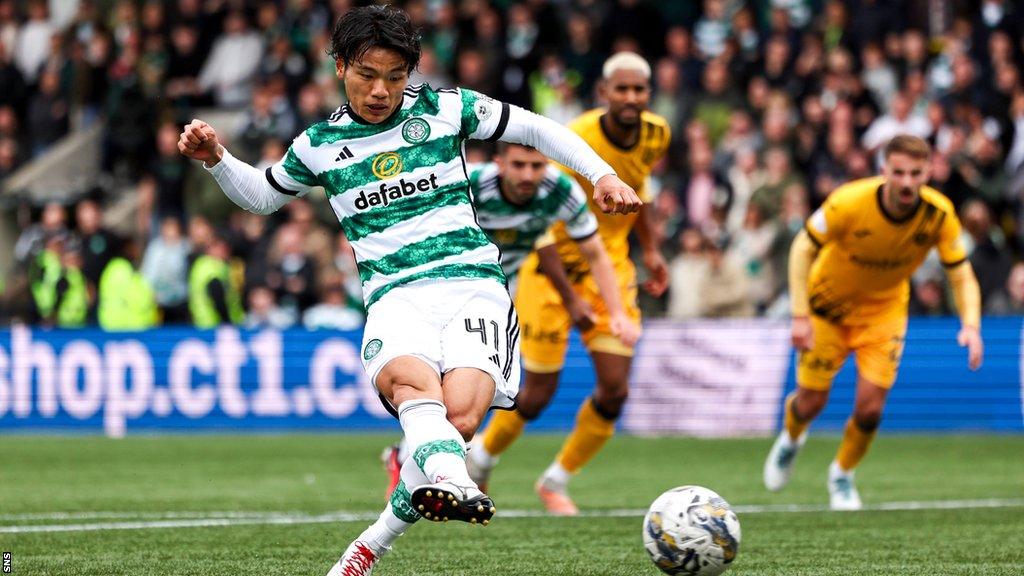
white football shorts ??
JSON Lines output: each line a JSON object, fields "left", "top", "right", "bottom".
{"left": 360, "top": 278, "right": 521, "bottom": 414}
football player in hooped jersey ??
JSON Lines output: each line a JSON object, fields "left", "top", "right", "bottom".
{"left": 177, "top": 6, "right": 640, "bottom": 576}
{"left": 763, "top": 135, "right": 983, "bottom": 510}
{"left": 473, "top": 143, "right": 644, "bottom": 314}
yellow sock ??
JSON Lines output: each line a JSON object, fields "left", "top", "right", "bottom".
{"left": 555, "top": 399, "right": 616, "bottom": 473}
{"left": 784, "top": 392, "right": 811, "bottom": 441}
{"left": 835, "top": 417, "right": 877, "bottom": 471}
{"left": 481, "top": 409, "right": 528, "bottom": 457}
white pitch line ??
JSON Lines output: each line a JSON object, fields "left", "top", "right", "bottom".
{"left": 0, "top": 511, "right": 298, "bottom": 521}
{"left": 3, "top": 498, "right": 1023, "bottom": 534}
{"left": 0, "top": 513, "right": 378, "bottom": 534}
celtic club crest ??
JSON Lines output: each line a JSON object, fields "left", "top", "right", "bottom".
{"left": 402, "top": 118, "right": 431, "bottom": 144}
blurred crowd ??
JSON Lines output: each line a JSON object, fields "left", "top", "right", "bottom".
{"left": 3, "top": 0, "right": 1024, "bottom": 330}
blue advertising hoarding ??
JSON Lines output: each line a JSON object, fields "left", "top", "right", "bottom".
{"left": 0, "top": 318, "right": 1020, "bottom": 436}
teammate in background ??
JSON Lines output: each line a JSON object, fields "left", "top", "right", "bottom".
{"left": 467, "top": 53, "right": 671, "bottom": 515}
{"left": 178, "top": 6, "right": 640, "bottom": 575}
{"left": 474, "top": 143, "right": 640, "bottom": 309}
{"left": 381, "top": 142, "right": 642, "bottom": 497}
{"left": 763, "top": 135, "right": 983, "bottom": 510}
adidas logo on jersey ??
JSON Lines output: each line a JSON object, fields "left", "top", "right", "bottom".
{"left": 354, "top": 173, "right": 440, "bottom": 210}
{"left": 335, "top": 146, "right": 354, "bottom": 162}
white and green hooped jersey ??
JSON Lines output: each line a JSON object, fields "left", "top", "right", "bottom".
{"left": 266, "top": 84, "right": 512, "bottom": 309}
{"left": 470, "top": 162, "right": 598, "bottom": 280}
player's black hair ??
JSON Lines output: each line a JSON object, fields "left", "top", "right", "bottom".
{"left": 327, "top": 5, "right": 421, "bottom": 73}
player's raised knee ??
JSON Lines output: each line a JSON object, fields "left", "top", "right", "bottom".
{"left": 447, "top": 409, "right": 484, "bottom": 442}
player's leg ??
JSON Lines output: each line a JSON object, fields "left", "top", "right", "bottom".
{"left": 469, "top": 368, "right": 561, "bottom": 492}
{"left": 826, "top": 374, "right": 889, "bottom": 511}
{"left": 381, "top": 440, "right": 406, "bottom": 500}
{"left": 828, "top": 316, "right": 905, "bottom": 510}
{"left": 330, "top": 289, "right": 452, "bottom": 574}
{"left": 330, "top": 356, "right": 442, "bottom": 575}
{"left": 382, "top": 370, "right": 499, "bottom": 500}
{"left": 414, "top": 280, "right": 521, "bottom": 522}
{"left": 537, "top": 349, "right": 630, "bottom": 515}
{"left": 330, "top": 436, "right": 430, "bottom": 575}
{"left": 837, "top": 376, "right": 889, "bottom": 471}
{"left": 337, "top": 366, "right": 502, "bottom": 573}
{"left": 468, "top": 264, "right": 569, "bottom": 488}
{"left": 408, "top": 367, "right": 500, "bottom": 524}
{"left": 534, "top": 264, "right": 639, "bottom": 514}
{"left": 764, "top": 316, "right": 848, "bottom": 491}
{"left": 514, "top": 371, "right": 561, "bottom": 419}
{"left": 382, "top": 368, "right": 501, "bottom": 496}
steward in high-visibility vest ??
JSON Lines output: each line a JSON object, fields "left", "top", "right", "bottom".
{"left": 97, "top": 237, "right": 159, "bottom": 331}
{"left": 189, "top": 234, "right": 244, "bottom": 328}
{"left": 54, "top": 242, "right": 89, "bottom": 327}
{"left": 29, "top": 233, "right": 64, "bottom": 322}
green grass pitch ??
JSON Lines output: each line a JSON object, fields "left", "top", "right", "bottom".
{"left": 1, "top": 434, "right": 1022, "bottom": 575}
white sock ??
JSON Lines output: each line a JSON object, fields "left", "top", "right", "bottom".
{"left": 830, "top": 460, "right": 853, "bottom": 477}
{"left": 397, "top": 399, "right": 476, "bottom": 489}
{"left": 541, "top": 461, "right": 573, "bottom": 488}
{"left": 356, "top": 457, "right": 428, "bottom": 551}
{"left": 468, "top": 439, "right": 497, "bottom": 469}
{"left": 396, "top": 437, "right": 410, "bottom": 464}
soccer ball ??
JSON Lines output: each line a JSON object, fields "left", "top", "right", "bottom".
{"left": 641, "top": 486, "right": 741, "bottom": 576}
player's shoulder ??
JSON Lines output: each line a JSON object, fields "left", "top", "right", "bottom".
{"left": 919, "top": 185, "right": 957, "bottom": 216}
{"left": 640, "top": 110, "right": 670, "bottom": 130}
{"left": 297, "top": 114, "right": 364, "bottom": 153}
{"left": 404, "top": 82, "right": 452, "bottom": 116}
{"left": 568, "top": 108, "right": 605, "bottom": 133}
{"left": 640, "top": 111, "right": 671, "bottom": 153}
{"left": 434, "top": 84, "right": 494, "bottom": 111}
{"left": 826, "top": 176, "right": 886, "bottom": 211}
{"left": 407, "top": 81, "right": 443, "bottom": 99}
{"left": 298, "top": 102, "right": 364, "bottom": 146}
{"left": 428, "top": 82, "right": 461, "bottom": 102}
{"left": 542, "top": 164, "right": 579, "bottom": 198}
{"left": 544, "top": 163, "right": 575, "bottom": 187}
{"left": 469, "top": 161, "right": 499, "bottom": 188}
{"left": 286, "top": 119, "right": 326, "bottom": 153}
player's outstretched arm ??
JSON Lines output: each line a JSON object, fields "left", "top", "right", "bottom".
{"left": 945, "top": 261, "right": 984, "bottom": 370}
{"left": 788, "top": 230, "right": 820, "bottom": 351}
{"left": 497, "top": 106, "right": 641, "bottom": 214}
{"left": 577, "top": 235, "right": 640, "bottom": 347}
{"left": 178, "top": 119, "right": 295, "bottom": 216}
{"left": 536, "top": 242, "right": 596, "bottom": 332}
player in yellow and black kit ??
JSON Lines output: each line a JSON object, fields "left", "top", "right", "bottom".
{"left": 763, "top": 135, "right": 984, "bottom": 510}
{"left": 466, "top": 52, "right": 671, "bottom": 515}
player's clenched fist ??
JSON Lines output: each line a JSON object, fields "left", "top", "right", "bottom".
{"left": 593, "top": 174, "right": 642, "bottom": 215}
{"left": 178, "top": 119, "right": 223, "bottom": 166}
